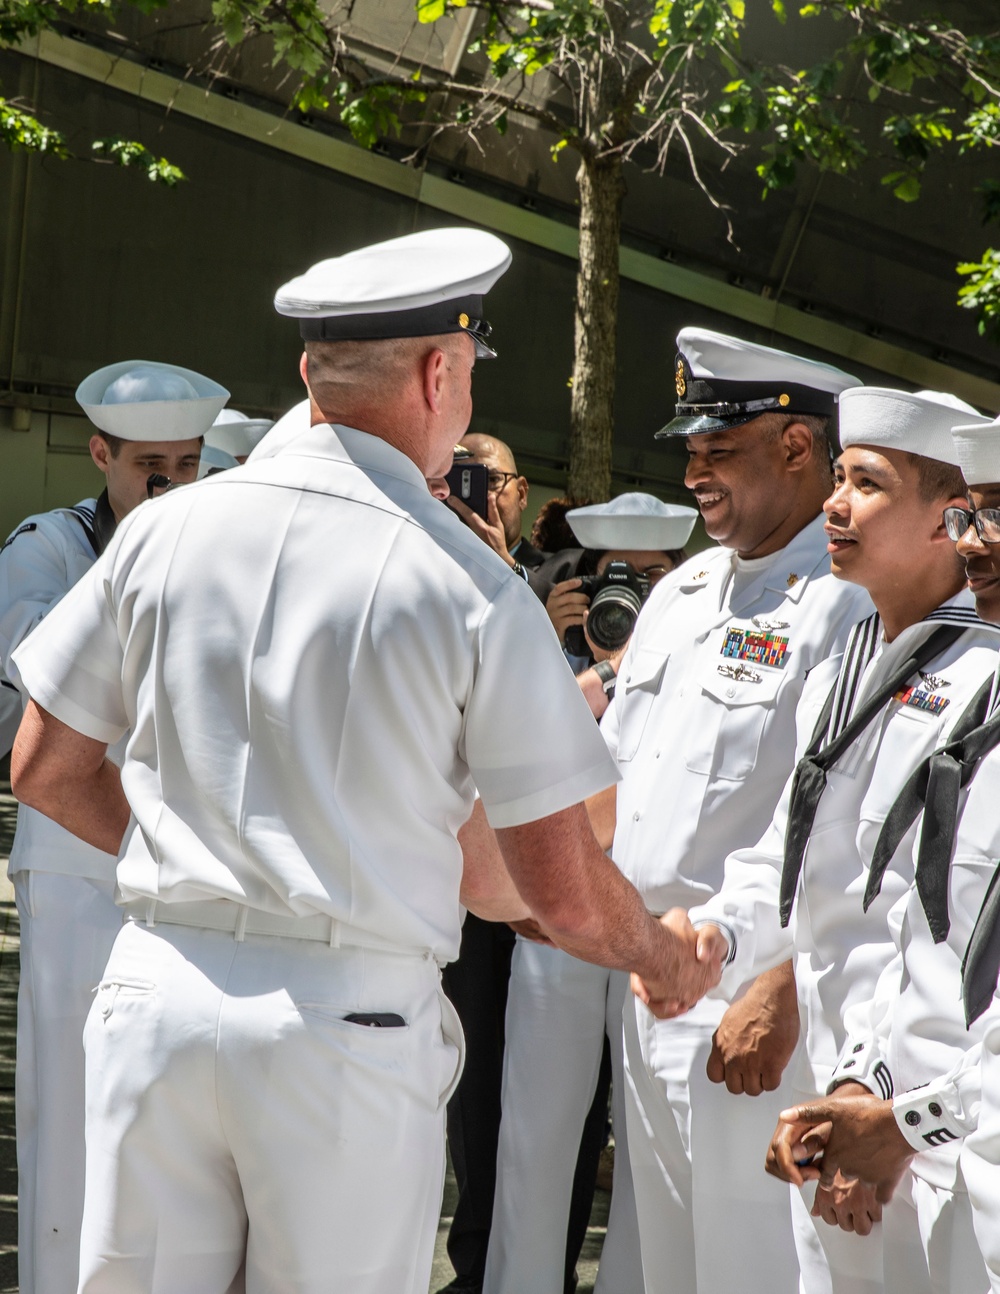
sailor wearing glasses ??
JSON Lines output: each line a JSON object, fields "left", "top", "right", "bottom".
{"left": 0, "top": 360, "right": 224, "bottom": 1294}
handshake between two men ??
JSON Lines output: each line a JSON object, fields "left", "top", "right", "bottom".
{"left": 459, "top": 797, "right": 729, "bottom": 1021}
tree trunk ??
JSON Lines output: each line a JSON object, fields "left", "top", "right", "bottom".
{"left": 568, "top": 151, "right": 626, "bottom": 502}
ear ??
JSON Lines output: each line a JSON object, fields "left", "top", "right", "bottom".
{"left": 89, "top": 435, "right": 111, "bottom": 477}
{"left": 299, "top": 351, "right": 309, "bottom": 386}
{"left": 515, "top": 475, "right": 529, "bottom": 512}
{"left": 422, "top": 348, "right": 448, "bottom": 415}
{"left": 781, "top": 420, "right": 815, "bottom": 473}
{"left": 934, "top": 493, "right": 970, "bottom": 541}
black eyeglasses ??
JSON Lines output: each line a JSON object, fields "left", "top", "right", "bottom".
{"left": 487, "top": 471, "right": 519, "bottom": 495}
{"left": 944, "top": 506, "right": 1000, "bottom": 544}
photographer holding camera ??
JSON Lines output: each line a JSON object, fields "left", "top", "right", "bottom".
{"left": 484, "top": 493, "right": 697, "bottom": 1294}
{"left": 533, "top": 494, "right": 697, "bottom": 674}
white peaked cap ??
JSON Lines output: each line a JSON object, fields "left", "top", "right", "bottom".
{"left": 197, "top": 445, "right": 239, "bottom": 478}
{"left": 678, "top": 327, "right": 861, "bottom": 394}
{"left": 567, "top": 494, "right": 699, "bottom": 551}
{"left": 206, "top": 408, "right": 275, "bottom": 458}
{"left": 274, "top": 228, "right": 512, "bottom": 358}
{"left": 839, "top": 387, "right": 990, "bottom": 466}
{"left": 658, "top": 327, "right": 861, "bottom": 436}
{"left": 951, "top": 416, "right": 1000, "bottom": 485}
{"left": 77, "top": 361, "right": 229, "bottom": 442}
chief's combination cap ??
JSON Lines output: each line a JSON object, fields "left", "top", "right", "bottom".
{"left": 567, "top": 493, "right": 698, "bottom": 551}
{"left": 274, "top": 228, "right": 512, "bottom": 359}
{"left": 77, "top": 361, "right": 229, "bottom": 442}
{"left": 657, "top": 327, "right": 861, "bottom": 437}
{"left": 840, "top": 387, "right": 989, "bottom": 466}
{"left": 206, "top": 408, "right": 274, "bottom": 459}
{"left": 951, "top": 414, "right": 1000, "bottom": 485}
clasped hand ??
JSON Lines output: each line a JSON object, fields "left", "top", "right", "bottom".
{"left": 631, "top": 908, "right": 728, "bottom": 1019}
{"left": 766, "top": 1083, "right": 914, "bottom": 1215}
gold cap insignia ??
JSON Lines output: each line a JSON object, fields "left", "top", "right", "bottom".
{"left": 786, "top": 573, "right": 799, "bottom": 587}
{"left": 458, "top": 312, "right": 470, "bottom": 329}
{"left": 778, "top": 393, "right": 790, "bottom": 407}
{"left": 675, "top": 360, "right": 687, "bottom": 399}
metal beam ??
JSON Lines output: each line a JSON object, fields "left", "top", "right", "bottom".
{"left": 22, "top": 30, "right": 1000, "bottom": 411}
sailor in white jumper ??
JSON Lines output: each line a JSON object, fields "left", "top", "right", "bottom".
{"left": 692, "top": 387, "right": 995, "bottom": 1294}
{"left": 0, "top": 359, "right": 224, "bottom": 1294}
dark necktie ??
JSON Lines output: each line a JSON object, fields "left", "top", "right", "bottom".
{"left": 963, "top": 865, "right": 1000, "bottom": 1026}
{"left": 779, "top": 625, "right": 964, "bottom": 928}
{"left": 864, "top": 676, "right": 998, "bottom": 941}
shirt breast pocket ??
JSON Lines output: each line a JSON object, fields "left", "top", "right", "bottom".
{"left": 686, "top": 665, "right": 785, "bottom": 781}
{"left": 615, "top": 647, "right": 669, "bottom": 763}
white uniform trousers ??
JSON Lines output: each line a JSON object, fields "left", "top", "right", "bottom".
{"left": 623, "top": 992, "right": 799, "bottom": 1294}
{"left": 882, "top": 1171, "right": 988, "bottom": 1294}
{"left": 13, "top": 869, "right": 121, "bottom": 1294}
{"left": 78, "top": 918, "right": 464, "bottom": 1294}
{"left": 483, "top": 943, "right": 643, "bottom": 1294}
{"left": 791, "top": 1178, "right": 883, "bottom": 1294}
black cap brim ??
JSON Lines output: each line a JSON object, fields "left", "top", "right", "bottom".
{"left": 655, "top": 411, "right": 763, "bottom": 438}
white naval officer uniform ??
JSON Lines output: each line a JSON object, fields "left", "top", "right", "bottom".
{"left": 692, "top": 594, "right": 999, "bottom": 1294}
{"left": 827, "top": 691, "right": 1000, "bottom": 1294}
{"left": 0, "top": 500, "right": 123, "bottom": 1294}
{"left": 486, "top": 496, "right": 698, "bottom": 1294}
{"left": 12, "top": 418, "right": 621, "bottom": 1294}
{"left": 600, "top": 512, "right": 873, "bottom": 1294}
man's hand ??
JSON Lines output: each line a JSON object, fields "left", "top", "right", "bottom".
{"left": 447, "top": 492, "right": 514, "bottom": 566}
{"left": 810, "top": 1174, "right": 882, "bottom": 1236}
{"left": 546, "top": 578, "right": 589, "bottom": 644}
{"left": 631, "top": 908, "right": 728, "bottom": 1019}
{"left": 776, "top": 1084, "right": 914, "bottom": 1204}
{"left": 707, "top": 961, "right": 799, "bottom": 1096}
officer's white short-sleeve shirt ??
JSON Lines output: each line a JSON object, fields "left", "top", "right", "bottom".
{"left": 14, "top": 423, "right": 617, "bottom": 963}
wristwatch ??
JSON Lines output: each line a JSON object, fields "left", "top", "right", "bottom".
{"left": 593, "top": 659, "right": 617, "bottom": 699}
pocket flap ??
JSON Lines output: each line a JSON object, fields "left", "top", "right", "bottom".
{"left": 621, "top": 647, "right": 669, "bottom": 695}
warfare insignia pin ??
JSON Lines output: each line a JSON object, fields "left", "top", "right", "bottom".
{"left": 919, "top": 671, "right": 950, "bottom": 690}
{"left": 894, "top": 685, "right": 950, "bottom": 715}
{"left": 786, "top": 574, "right": 800, "bottom": 588}
{"left": 675, "top": 360, "right": 687, "bottom": 399}
{"left": 718, "top": 662, "right": 762, "bottom": 684}
{"left": 722, "top": 626, "right": 790, "bottom": 670}
{"left": 752, "top": 616, "right": 790, "bottom": 632}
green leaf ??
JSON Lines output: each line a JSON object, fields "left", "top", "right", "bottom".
{"left": 727, "top": 0, "right": 745, "bottom": 19}
{"left": 771, "top": 0, "right": 787, "bottom": 21}
{"left": 416, "top": 0, "right": 446, "bottom": 24}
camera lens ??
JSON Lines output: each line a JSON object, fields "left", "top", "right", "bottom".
{"left": 587, "top": 587, "right": 642, "bottom": 651}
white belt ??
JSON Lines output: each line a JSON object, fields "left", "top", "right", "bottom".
{"left": 124, "top": 898, "right": 442, "bottom": 964}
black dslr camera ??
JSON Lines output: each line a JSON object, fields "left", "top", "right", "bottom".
{"left": 565, "top": 560, "right": 651, "bottom": 657}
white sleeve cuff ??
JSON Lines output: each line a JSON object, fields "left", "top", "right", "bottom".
{"left": 892, "top": 1082, "right": 970, "bottom": 1152}
{"left": 690, "top": 917, "right": 738, "bottom": 967}
{"left": 828, "top": 1036, "right": 894, "bottom": 1100}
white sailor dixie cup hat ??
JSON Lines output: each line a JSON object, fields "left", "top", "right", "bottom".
{"left": 951, "top": 415, "right": 1000, "bottom": 485}
{"left": 657, "top": 327, "right": 861, "bottom": 437}
{"left": 839, "top": 387, "right": 990, "bottom": 465}
{"left": 274, "top": 227, "right": 512, "bottom": 359}
{"left": 566, "top": 494, "right": 698, "bottom": 551}
{"left": 77, "top": 361, "right": 230, "bottom": 441}
{"left": 206, "top": 409, "right": 275, "bottom": 459}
